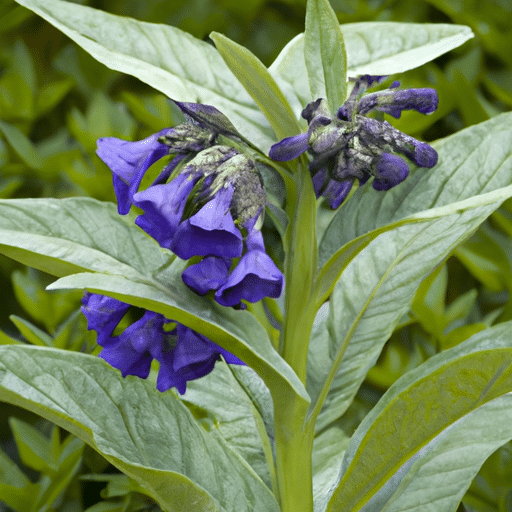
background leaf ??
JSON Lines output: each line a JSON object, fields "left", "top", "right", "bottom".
{"left": 0, "top": 345, "right": 280, "bottom": 512}
{"left": 327, "top": 321, "right": 512, "bottom": 512}
{"left": 13, "top": 0, "right": 275, "bottom": 151}
{"left": 270, "top": 22, "right": 474, "bottom": 106}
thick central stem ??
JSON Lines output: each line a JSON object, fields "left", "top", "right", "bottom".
{"left": 274, "top": 161, "right": 318, "bottom": 512}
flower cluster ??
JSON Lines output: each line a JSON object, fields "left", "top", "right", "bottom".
{"left": 96, "top": 101, "right": 283, "bottom": 308}
{"left": 82, "top": 292, "right": 244, "bottom": 394}
{"left": 269, "top": 75, "right": 439, "bottom": 208}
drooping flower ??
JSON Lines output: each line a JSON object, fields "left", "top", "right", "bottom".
{"left": 269, "top": 75, "right": 439, "bottom": 208}
{"left": 81, "top": 292, "right": 244, "bottom": 394}
{"left": 96, "top": 101, "right": 284, "bottom": 308}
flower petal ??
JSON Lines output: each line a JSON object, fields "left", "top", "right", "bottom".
{"left": 133, "top": 172, "right": 200, "bottom": 249}
{"left": 170, "top": 185, "right": 243, "bottom": 259}
{"left": 96, "top": 129, "right": 171, "bottom": 214}
{"left": 372, "top": 153, "right": 410, "bottom": 190}
{"left": 215, "top": 230, "right": 284, "bottom": 306}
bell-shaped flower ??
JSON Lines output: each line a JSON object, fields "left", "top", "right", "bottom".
{"left": 215, "top": 229, "right": 284, "bottom": 307}
{"left": 81, "top": 292, "right": 244, "bottom": 394}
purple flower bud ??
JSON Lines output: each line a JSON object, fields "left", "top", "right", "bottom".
{"left": 269, "top": 132, "right": 310, "bottom": 161}
{"left": 371, "top": 153, "right": 410, "bottom": 191}
{"left": 323, "top": 179, "right": 353, "bottom": 209}
{"left": 215, "top": 230, "right": 284, "bottom": 307}
{"left": 357, "top": 88, "right": 439, "bottom": 118}
{"left": 174, "top": 101, "right": 243, "bottom": 139}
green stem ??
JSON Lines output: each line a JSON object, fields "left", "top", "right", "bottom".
{"left": 273, "top": 159, "right": 318, "bottom": 512}
{"left": 281, "top": 162, "right": 318, "bottom": 383}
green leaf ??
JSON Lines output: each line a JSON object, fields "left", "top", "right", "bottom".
{"left": 210, "top": 32, "right": 302, "bottom": 141}
{"left": 311, "top": 183, "right": 512, "bottom": 433}
{"left": 46, "top": 270, "right": 309, "bottom": 410}
{"left": 10, "top": 315, "right": 53, "bottom": 346}
{"left": 8, "top": 417, "right": 59, "bottom": 472}
{"left": 0, "top": 346, "right": 280, "bottom": 512}
{"left": 326, "top": 321, "right": 512, "bottom": 512}
{"left": 319, "top": 113, "right": 512, "bottom": 263}
{"left": 270, "top": 22, "right": 473, "bottom": 106}
{"left": 183, "top": 362, "right": 275, "bottom": 491}
{"left": 304, "top": 0, "right": 347, "bottom": 111}
{"left": 312, "top": 424, "right": 349, "bottom": 511}
{"left": 13, "top": 0, "right": 275, "bottom": 151}
{"left": 0, "top": 119, "right": 42, "bottom": 170}
{"left": 310, "top": 113, "right": 512, "bottom": 430}
{"left": 0, "top": 198, "right": 168, "bottom": 279}
{"left": 0, "top": 197, "right": 309, "bottom": 415}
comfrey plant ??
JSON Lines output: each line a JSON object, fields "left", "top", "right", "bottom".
{"left": 2, "top": 1, "right": 512, "bottom": 512}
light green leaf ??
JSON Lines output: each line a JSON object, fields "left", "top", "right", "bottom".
{"left": 327, "top": 322, "right": 512, "bottom": 512}
{"left": 46, "top": 270, "right": 309, "bottom": 410}
{"left": 320, "top": 113, "right": 512, "bottom": 261}
{"left": 0, "top": 346, "right": 280, "bottom": 512}
{"left": 312, "top": 424, "right": 349, "bottom": 512}
{"left": 183, "top": 362, "right": 275, "bottom": 491}
{"left": 210, "top": 32, "right": 302, "bottom": 141}
{"left": 310, "top": 113, "right": 512, "bottom": 430}
{"left": 0, "top": 198, "right": 168, "bottom": 279}
{"left": 0, "top": 197, "right": 308, "bottom": 411}
{"left": 270, "top": 22, "right": 473, "bottom": 106}
{"left": 311, "top": 184, "right": 512, "bottom": 433}
{"left": 13, "top": 0, "right": 275, "bottom": 151}
{"left": 304, "top": 0, "right": 347, "bottom": 111}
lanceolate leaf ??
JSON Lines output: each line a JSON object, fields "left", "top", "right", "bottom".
{"left": 13, "top": 0, "right": 275, "bottom": 151}
{"left": 326, "top": 322, "right": 512, "bottom": 512}
{"left": 0, "top": 346, "right": 280, "bottom": 512}
{"left": 270, "top": 22, "right": 473, "bottom": 106}
{"left": 304, "top": 0, "right": 347, "bottom": 111}
{"left": 309, "top": 113, "right": 512, "bottom": 431}
{"left": 0, "top": 197, "right": 308, "bottom": 413}
{"left": 320, "top": 112, "right": 512, "bottom": 260}
{"left": 210, "top": 32, "right": 302, "bottom": 142}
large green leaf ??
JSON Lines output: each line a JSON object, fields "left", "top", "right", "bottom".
{"left": 0, "top": 197, "right": 308, "bottom": 415}
{"left": 183, "top": 362, "right": 275, "bottom": 491}
{"left": 308, "top": 113, "right": 512, "bottom": 431}
{"left": 0, "top": 198, "right": 167, "bottom": 279}
{"left": 310, "top": 184, "right": 512, "bottom": 433}
{"left": 270, "top": 22, "right": 473, "bottom": 106}
{"left": 0, "top": 346, "right": 280, "bottom": 512}
{"left": 320, "top": 113, "right": 512, "bottom": 261}
{"left": 13, "top": 0, "right": 275, "bottom": 151}
{"left": 304, "top": 0, "right": 347, "bottom": 112}
{"left": 326, "top": 322, "right": 512, "bottom": 512}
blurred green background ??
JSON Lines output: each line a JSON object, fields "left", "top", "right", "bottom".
{"left": 1, "top": 0, "right": 512, "bottom": 510}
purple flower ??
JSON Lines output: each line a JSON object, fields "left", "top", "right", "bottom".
{"left": 97, "top": 129, "right": 171, "bottom": 215}
{"left": 97, "top": 101, "right": 284, "bottom": 309}
{"left": 269, "top": 75, "right": 439, "bottom": 208}
{"left": 96, "top": 102, "right": 242, "bottom": 215}
{"left": 81, "top": 292, "right": 244, "bottom": 394}
{"left": 215, "top": 230, "right": 284, "bottom": 307}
